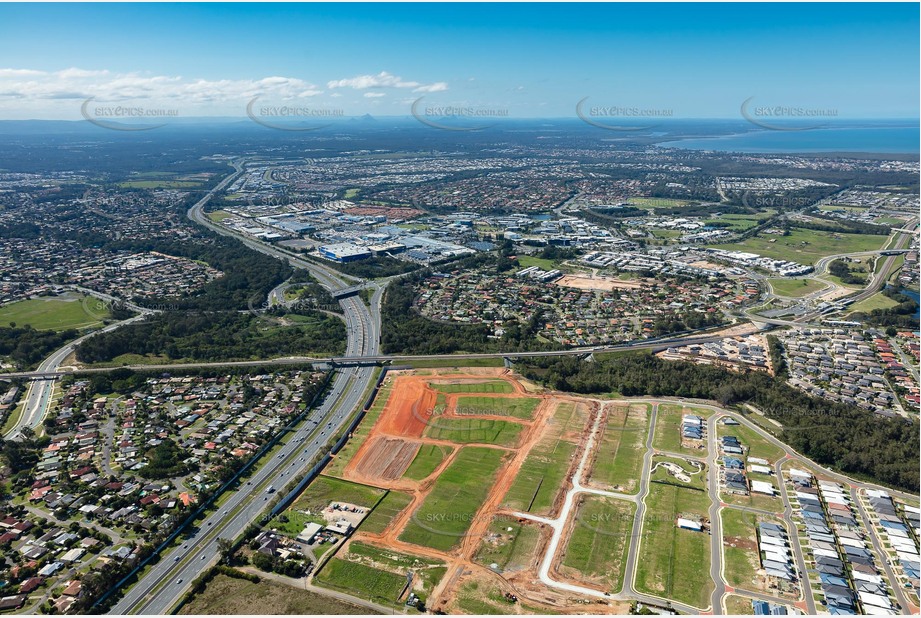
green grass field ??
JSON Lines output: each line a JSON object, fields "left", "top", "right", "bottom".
{"left": 650, "top": 455, "right": 707, "bottom": 491}
{"left": 628, "top": 197, "right": 693, "bottom": 209}
{"left": 721, "top": 508, "right": 766, "bottom": 590}
{"left": 635, "top": 482, "right": 713, "bottom": 609}
{"left": 118, "top": 179, "right": 202, "bottom": 189}
{"left": 502, "top": 402, "right": 583, "bottom": 515}
{"left": 315, "top": 558, "right": 407, "bottom": 605}
{"left": 767, "top": 278, "right": 826, "bottom": 298}
{"left": 290, "top": 476, "right": 385, "bottom": 514}
{"left": 709, "top": 229, "right": 889, "bottom": 266}
{"left": 705, "top": 212, "right": 773, "bottom": 231}
{"left": 473, "top": 516, "right": 542, "bottom": 573}
{"left": 454, "top": 396, "right": 540, "bottom": 420}
{"left": 399, "top": 447, "right": 507, "bottom": 552}
{"left": 179, "top": 573, "right": 378, "bottom": 615}
{"left": 343, "top": 542, "right": 446, "bottom": 598}
{"left": 718, "top": 421, "right": 785, "bottom": 463}
{"left": 360, "top": 491, "right": 413, "bottom": 535}
{"left": 847, "top": 292, "right": 900, "bottom": 314}
{"left": 403, "top": 444, "right": 453, "bottom": 481}
{"left": 424, "top": 417, "right": 523, "bottom": 446}
{"left": 516, "top": 255, "right": 558, "bottom": 270}
{"left": 588, "top": 404, "right": 649, "bottom": 495}
{"left": 652, "top": 404, "right": 712, "bottom": 456}
{"left": 429, "top": 380, "right": 514, "bottom": 394}
{"left": 560, "top": 496, "right": 635, "bottom": 592}
{"left": 207, "top": 210, "right": 235, "bottom": 222}
{"left": 0, "top": 294, "right": 108, "bottom": 331}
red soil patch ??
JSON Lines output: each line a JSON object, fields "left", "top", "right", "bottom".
{"left": 349, "top": 437, "right": 420, "bottom": 481}
{"left": 376, "top": 375, "right": 436, "bottom": 438}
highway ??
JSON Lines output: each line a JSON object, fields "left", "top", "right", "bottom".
{"left": 108, "top": 160, "right": 382, "bottom": 614}
{"left": 3, "top": 311, "right": 151, "bottom": 440}
{"left": 0, "top": 328, "right": 763, "bottom": 382}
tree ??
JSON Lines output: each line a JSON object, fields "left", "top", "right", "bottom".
{"left": 217, "top": 537, "right": 234, "bottom": 564}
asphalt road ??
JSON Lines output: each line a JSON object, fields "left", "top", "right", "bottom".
{"left": 4, "top": 311, "right": 150, "bottom": 440}
{"left": 0, "top": 328, "right": 763, "bottom": 381}
{"left": 109, "top": 161, "right": 382, "bottom": 614}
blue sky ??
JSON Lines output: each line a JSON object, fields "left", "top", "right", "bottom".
{"left": 0, "top": 3, "right": 917, "bottom": 120}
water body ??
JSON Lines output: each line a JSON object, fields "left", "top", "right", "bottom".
{"left": 900, "top": 288, "right": 920, "bottom": 321}
{"left": 659, "top": 125, "right": 919, "bottom": 154}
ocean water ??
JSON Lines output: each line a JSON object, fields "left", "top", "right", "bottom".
{"left": 659, "top": 125, "right": 919, "bottom": 154}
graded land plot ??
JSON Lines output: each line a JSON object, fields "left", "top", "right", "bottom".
{"left": 403, "top": 443, "right": 454, "bottom": 481}
{"left": 375, "top": 374, "right": 438, "bottom": 439}
{"left": 708, "top": 229, "right": 889, "bottom": 266}
{"left": 649, "top": 455, "right": 707, "bottom": 491}
{"left": 720, "top": 508, "right": 792, "bottom": 595}
{"left": 178, "top": 572, "right": 378, "bottom": 615}
{"left": 634, "top": 482, "right": 713, "bottom": 610}
{"left": 429, "top": 380, "right": 515, "bottom": 394}
{"left": 349, "top": 437, "right": 420, "bottom": 481}
{"left": 767, "top": 278, "right": 826, "bottom": 298}
{"left": 559, "top": 495, "right": 635, "bottom": 593}
{"left": 454, "top": 395, "right": 541, "bottom": 420}
{"left": 325, "top": 379, "right": 395, "bottom": 477}
{"left": 360, "top": 491, "right": 414, "bottom": 535}
{"left": 501, "top": 401, "right": 587, "bottom": 516}
{"left": 423, "top": 417, "right": 523, "bottom": 447}
{"left": 316, "top": 541, "right": 447, "bottom": 608}
{"left": 724, "top": 594, "right": 756, "bottom": 615}
{"left": 652, "top": 404, "right": 713, "bottom": 457}
{"left": 473, "top": 515, "right": 543, "bottom": 574}
{"left": 399, "top": 446, "right": 508, "bottom": 552}
{"left": 0, "top": 294, "right": 107, "bottom": 331}
{"left": 587, "top": 403, "right": 649, "bottom": 495}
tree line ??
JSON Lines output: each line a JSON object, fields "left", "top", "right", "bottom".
{"left": 76, "top": 310, "right": 345, "bottom": 364}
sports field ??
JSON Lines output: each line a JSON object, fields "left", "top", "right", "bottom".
{"left": 767, "top": 278, "right": 826, "bottom": 298}
{"left": 709, "top": 229, "right": 889, "bottom": 266}
{"left": 0, "top": 294, "right": 107, "bottom": 331}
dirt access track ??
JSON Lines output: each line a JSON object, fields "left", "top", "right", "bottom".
{"left": 331, "top": 368, "right": 622, "bottom": 614}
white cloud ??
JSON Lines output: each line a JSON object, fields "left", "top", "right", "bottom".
{"left": 363, "top": 92, "right": 386, "bottom": 98}
{"left": 328, "top": 70, "right": 447, "bottom": 93}
{"left": 0, "top": 68, "right": 325, "bottom": 103}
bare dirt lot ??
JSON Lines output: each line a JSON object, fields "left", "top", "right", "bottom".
{"left": 556, "top": 274, "right": 644, "bottom": 291}
{"left": 348, "top": 437, "right": 420, "bottom": 481}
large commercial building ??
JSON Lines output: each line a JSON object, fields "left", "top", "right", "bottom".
{"left": 318, "top": 243, "right": 372, "bottom": 263}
